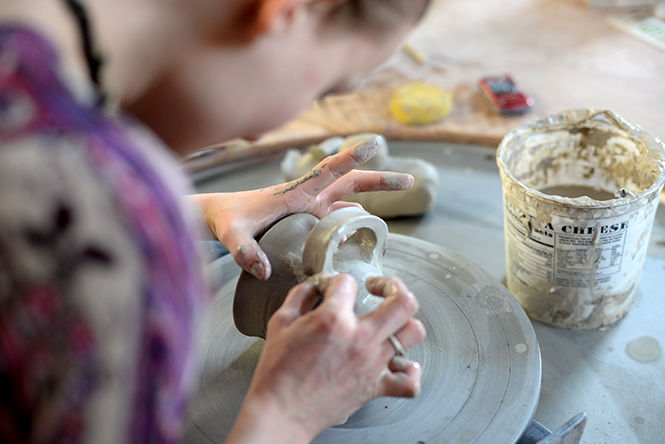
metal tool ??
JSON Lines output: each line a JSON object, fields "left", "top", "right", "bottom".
{"left": 518, "top": 412, "right": 587, "bottom": 444}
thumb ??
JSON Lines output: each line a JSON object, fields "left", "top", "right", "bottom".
{"left": 267, "top": 282, "right": 318, "bottom": 336}
{"left": 225, "top": 234, "right": 272, "bottom": 280}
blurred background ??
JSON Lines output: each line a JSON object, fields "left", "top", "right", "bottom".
{"left": 185, "top": 0, "right": 665, "bottom": 169}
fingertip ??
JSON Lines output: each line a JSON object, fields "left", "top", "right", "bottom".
{"left": 407, "top": 380, "right": 421, "bottom": 398}
{"left": 329, "top": 273, "right": 357, "bottom": 294}
{"left": 381, "top": 172, "right": 414, "bottom": 190}
{"left": 414, "top": 318, "right": 426, "bottom": 341}
{"left": 408, "top": 359, "right": 422, "bottom": 379}
{"left": 268, "top": 282, "right": 318, "bottom": 333}
{"left": 321, "top": 274, "right": 357, "bottom": 312}
{"left": 234, "top": 245, "right": 254, "bottom": 273}
{"left": 286, "top": 281, "right": 315, "bottom": 300}
{"left": 388, "top": 356, "right": 422, "bottom": 376}
{"left": 365, "top": 276, "right": 404, "bottom": 298}
{"left": 388, "top": 356, "right": 409, "bottom": 372}
{"left": 286, "top": 281, "right": 319, "bottom": 314}
{"left": 258, "top": 249, "right": 272, "bottom": 280}
{"left": 399, "top": 290, "right": 420, "bottom": 316}
{"left": 365, "top": 276, "right": 387, "bottom": 292}
{"left": 381, "top": 370, "right": 422, "bottom": 398}
{"left": 349, "top": 135, "right": 381, "bottom": 164}
{"left": 398, "top": 371, "right": 422, "bottom": 398}
{"left": 249, "top": 262, "right": 265, "bottom": 280}
{"left": 236, "top": 244, "right": 271, "bottom": 280}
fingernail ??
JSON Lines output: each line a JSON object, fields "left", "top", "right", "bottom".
{"left": 365, "top": 276, "right": 381, "bottom": 286}
{"left": 257, "top": 250, "right": 271, "bottom": 279}
{"left": 390, "top": 356, "right": 409, "bottom": 371}
{"left": 385, "top": 281, "right": 399, "bottom": 296}
{"left": 250, "top": 261, "right": 265, "bottom": 280}
{"left": 306, "top": 273, "right": 333, "bottom": 294}
{"left": 382, "top": 173, "right": 414, "bottom": 190}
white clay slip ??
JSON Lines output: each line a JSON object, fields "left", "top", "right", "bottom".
{"left": 497, "top": 109, "right": 665, "bottom": 329}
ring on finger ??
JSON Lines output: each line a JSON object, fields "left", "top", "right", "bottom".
{"left": 388, "top": 334, "right": 406, "bottom": 357}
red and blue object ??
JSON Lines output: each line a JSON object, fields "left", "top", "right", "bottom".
{"left": 479, "top": 75, "right": 534, "bottom": 115}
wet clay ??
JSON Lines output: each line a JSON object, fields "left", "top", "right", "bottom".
{"left": 189, "top": 234, "right": 541, "bottom": 444}
{"left": 539, "top": 184, "right": 615, "bottom": 201}
{"left": 497, "top": 109, "right": 665, "bottom": 329}
{"left": 233, "top": 207, "right": 387, "bottom": 338}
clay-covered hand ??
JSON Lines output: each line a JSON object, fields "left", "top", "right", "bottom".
{"left": 192, "top": 135, "right": 414, "bottom": 280}
{"left": 226, "top": 274, "right": 426, "bottom": 444}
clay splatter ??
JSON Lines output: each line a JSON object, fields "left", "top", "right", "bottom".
{"left": 626, "top": 336, "right": 661, "bottom": 363}
{"left": 273, "top": 168, "right": 321, "bottom": 195}
{"left": 514, "top": 343, "right": 528, "bottom": 353}
{"left": 381, "top": 172, "right": 413, "bottom": 190}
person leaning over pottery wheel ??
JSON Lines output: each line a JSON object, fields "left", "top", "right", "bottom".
{"left": 0, "top": 1, "right": 428, "bottom": 443}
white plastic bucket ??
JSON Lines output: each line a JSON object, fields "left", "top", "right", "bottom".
{"left": 497, "top": 109, "right": 665, "bottom": 329}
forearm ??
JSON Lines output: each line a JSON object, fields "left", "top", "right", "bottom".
{"left": 225, "top": 394, "right": 314, "bottom": 444}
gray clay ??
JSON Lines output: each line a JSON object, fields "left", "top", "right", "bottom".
{"left": 233, "top": 207, "right": 388, "bottom": 338}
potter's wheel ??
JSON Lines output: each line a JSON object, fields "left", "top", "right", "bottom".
{"left": 185, "top": 234, "right": 541, "bottom": 444}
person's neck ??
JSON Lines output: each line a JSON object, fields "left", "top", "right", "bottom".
{"left": 0, "top": 0, "right": 191, "bottom": 108}
{"left": 87, "top": 0, "right": 197, "bottom": 107}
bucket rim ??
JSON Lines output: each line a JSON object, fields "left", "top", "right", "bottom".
{"left": 496, "top": 109, "right": 665, "bottom": 209}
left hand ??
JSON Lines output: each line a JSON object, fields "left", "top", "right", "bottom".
{"left": 193, "top": 135, "right": 413, "bottom": 279}
{"left": 225, "top": 274, "right": 425, "bottom": 444}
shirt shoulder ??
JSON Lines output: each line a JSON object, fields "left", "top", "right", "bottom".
{"left": 0, "top": 25, "right": 206, "bottom": 443}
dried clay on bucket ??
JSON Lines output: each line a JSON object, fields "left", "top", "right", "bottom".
{"left": 496, "top": 109, "right": 665, "bottom": 329}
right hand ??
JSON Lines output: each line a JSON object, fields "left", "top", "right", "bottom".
{"left": 226, "top": 274, "right": 426, "bottom": 444}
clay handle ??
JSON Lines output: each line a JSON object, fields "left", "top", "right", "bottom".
{"left": 302, "top": 207, "right": 388, "bottom": 277}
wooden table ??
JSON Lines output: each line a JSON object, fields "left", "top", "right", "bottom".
{"left": 185, "top": 0, "right": 665, "bottom": 170}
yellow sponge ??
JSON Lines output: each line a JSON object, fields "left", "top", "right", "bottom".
{"left": 390, "top": 82, "right": 453, "bottom": 125}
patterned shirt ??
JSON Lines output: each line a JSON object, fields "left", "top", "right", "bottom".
{"left": 0, "top": 26, "right": 207, "bottom": 443}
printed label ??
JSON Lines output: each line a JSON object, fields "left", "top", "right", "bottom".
{"left": 505, "top": 201, "right": 628, "bottom": 288}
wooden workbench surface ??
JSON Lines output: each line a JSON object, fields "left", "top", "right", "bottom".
{"left": 187, "top": 0, "right": 665, "bottom": 168}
